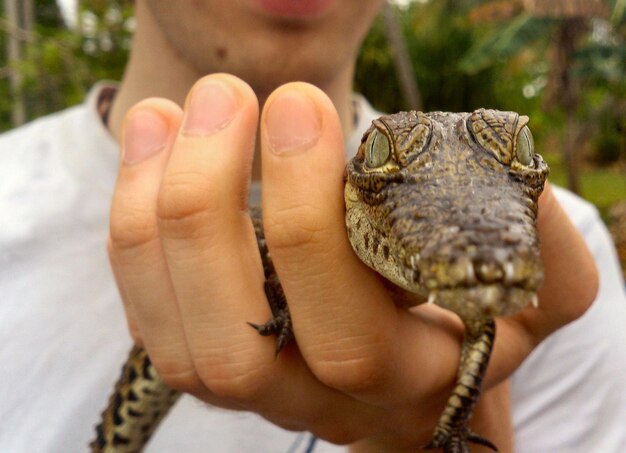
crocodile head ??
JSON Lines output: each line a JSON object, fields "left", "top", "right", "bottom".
{"left": 345, "top": 109, "right": 549, "bottom": 320}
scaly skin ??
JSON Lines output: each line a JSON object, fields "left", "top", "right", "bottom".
{"left": 91, "top": 109, "right": 548, "bottom": 452}
{"left": 90, "top": 347, "right": 180, "bottom": 452}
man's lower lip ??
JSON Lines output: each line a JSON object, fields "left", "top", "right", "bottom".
{"left": 252, "top": 0, "right": 336, "bottom": 18}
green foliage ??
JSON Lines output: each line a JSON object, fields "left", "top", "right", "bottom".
{"left": 19, "top": 28, "right": 90, "bottom": 119}
{"left": 1, "top": 0, "right": 81, "bottom": 130}
{"left": 355, "top": 1, "right": 536, "bottom": 114}
{"left": 0, "top": 0, "right": 132, "bottom": 132}
{"left": 77, "top": 0, "right": 132, "bottom": 81}
{"left": 403, "top": 0, "right": 501, "bottom": 112}
{"left": 0, "top": 40, "right": 8, "bottom": 129}
{"left": 439, "top": 0, "right": 626, "bottom": 169}
{"left": 543, "top": 150, "right": 626, "bottom": 215}
{"left": 591, "top": 110, "right": 625, "bottom": 164}
{"left": 574, "top": 42, "right": 626, "bottom": 91}
{"left": 459, "top": 14, "right": 554, "bottom": 75}
{"left": 35, "top": 0, "right": 65, "bottom": 28}
{"left": 611, "top": 0, "right": 626, "bottom": 22}
{"left": 354, "top": 11, "right": 397, "bottom": 111}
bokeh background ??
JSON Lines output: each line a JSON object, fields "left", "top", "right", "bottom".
{"left": 1, "top": 0, "right": 625, "bottom": 275}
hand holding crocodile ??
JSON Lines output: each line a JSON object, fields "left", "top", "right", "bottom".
{"left": 101, "top": 75, "right": 597, "bottom": 452}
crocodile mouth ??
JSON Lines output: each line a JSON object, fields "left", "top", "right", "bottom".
{"left": 429, "top": 285, "right": 537, "bottom": 318}
{"left": 398, "top": 262, "right": 539, "bottom": 318}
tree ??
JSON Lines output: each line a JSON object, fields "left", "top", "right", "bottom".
{"left": 356, "top": 0, "right": 508, "bottom": 114}
{"left": 0, "top": 0, "right": 132, "bottom": 132}
{"left": 382, "top": 2, "right": 422, "bottom": 111}
{"left": 461, "top": 0, "right": 625, "bottom": 193}
{"left": 2, "top": 0, "right": 33, "bottom": 126}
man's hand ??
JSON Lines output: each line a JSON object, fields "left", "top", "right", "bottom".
{"left": 107, "top": 73, "right": 597, "bottom": 451}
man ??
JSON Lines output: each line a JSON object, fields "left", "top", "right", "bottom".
{"left": 1, "top": 1, "right": 625, "bottom": 451}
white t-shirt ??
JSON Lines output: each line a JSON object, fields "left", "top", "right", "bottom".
{"left": 1, "top": 84, "right": 625, "bottom": 453}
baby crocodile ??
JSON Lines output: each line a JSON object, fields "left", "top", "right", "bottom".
{"left": 91, "top": 109, "right": 548, "bottom": 453}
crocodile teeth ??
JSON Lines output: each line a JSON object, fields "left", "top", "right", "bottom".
{"left": 504, "top": 262, "right": 515, "bottom": 285}
{"left": 466, "top": 262, "right": 477, "bottom": 284}
{"left": 409, "top": 253, "right": 420, "bottom": 270}
{"left": 531, "top": 295, "right": 539, "bottom": 308}
{"left": 403, "top": 267, "right": 420, "bottom": 283}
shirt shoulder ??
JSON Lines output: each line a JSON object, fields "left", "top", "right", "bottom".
{"left": 0, "top": 84, "right": 118, "bottom": 186}
{"left": 0, "top": 82, "right": 117, "bottom": 170}
{"left": 0, "top": 84, "right": 119, "bottom": 244}
{"left": 0, "top": 98, "right": 88, "bottom": 138}
{"left": 0, "top": 103, "right": 86, "bottom": 181}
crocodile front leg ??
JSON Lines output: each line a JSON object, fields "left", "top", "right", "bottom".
{"left": 246, "top": 208, "right": 295, "bottom": 356}
{"left": 425, "top": 318, "right": 498, "bottom": 453}
{"left": 247, "top": 276, "right": 294, "bottom": 355}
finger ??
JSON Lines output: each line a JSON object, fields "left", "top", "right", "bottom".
{"left": 108, "top": 98, "right": 204, "bottom": 393}
{"left": 107, "top": 236, "right": 142, "bottom": 346}
{"left": 155, "top": 74, "right": 279, "bottom": 398}
{"left": 150, "top": 76, "right": 400, "bottom": 440}
{"left": 260, "top": 83, "right": 464, "bottom": 404}
{"left": 534, "top": 181, "right": 598, "bottom": 326}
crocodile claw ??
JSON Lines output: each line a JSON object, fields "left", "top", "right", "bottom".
{"left": 247, "top": 307, "right": 293, "bottom": 356}
{"left": 248, "top": 275, "right": 294, "bottom": 356}
{"left": 424, "top": 427, "right": 498, "bottom": 453}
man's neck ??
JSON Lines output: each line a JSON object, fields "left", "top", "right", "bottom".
{"left": 107, "top": 2, "right": 356, "bottom": 181}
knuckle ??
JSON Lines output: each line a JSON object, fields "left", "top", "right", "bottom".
{"left": 127, "top": 322, "right": 144, "bottom": 348}
{"left": 313, "top": 423, "right": 361, "bottom": 445}
{"left": 308, "top": 337, "right": 391, "bottom": 394}
{"left": 195, "top": 356, "right": 272, "bottom": 403}
{"left": 129, "top": 331, "right": 144, "bottom": 349}
{"left": 152, "top": 357, "right": 204, "bottom": 394}
{"left": 264, "top": 203, "right": 329, "bottom": 254}
{"left": 157, "top": 171, "right": 220, "bottom": 234}
{"left": 268, "top": 419, "right": 306, "bottom": 434}
{"left": 314, "top": 357, "right": 388, "bottom": 395}
{"left": 109, "top": 201, "right": 158, "bottom": 251}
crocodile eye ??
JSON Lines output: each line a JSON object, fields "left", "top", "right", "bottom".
{"left": 516, "top": 126, "right": 534, "bottom": 166}
{"left": 365, "top": 130, "right": 391, "bottom": 168}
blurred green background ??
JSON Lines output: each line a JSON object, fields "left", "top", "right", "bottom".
{"left": 1, "top": 0, "right": 625, "bottom": 218}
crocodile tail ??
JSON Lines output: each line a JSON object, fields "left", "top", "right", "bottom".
{"left": 90, "top": 346, "right": 181, "bottom": 453}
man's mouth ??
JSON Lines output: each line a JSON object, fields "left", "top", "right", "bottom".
{"left": 250, "top": 0, "right": 336, "bottom": 19}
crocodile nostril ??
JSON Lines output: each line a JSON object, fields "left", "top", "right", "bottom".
{"left": 475, "top": 260, "right": 504, "bottom": 283}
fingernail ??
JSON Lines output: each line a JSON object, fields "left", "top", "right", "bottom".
{"left": 265, "top": 90, "right": 321, "bottom": 154}
{"left": 123, "top": 109, "right": 169, "bottom": 165}
{"left": 182, "top": 79, "right": 239, "bottom": 136}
